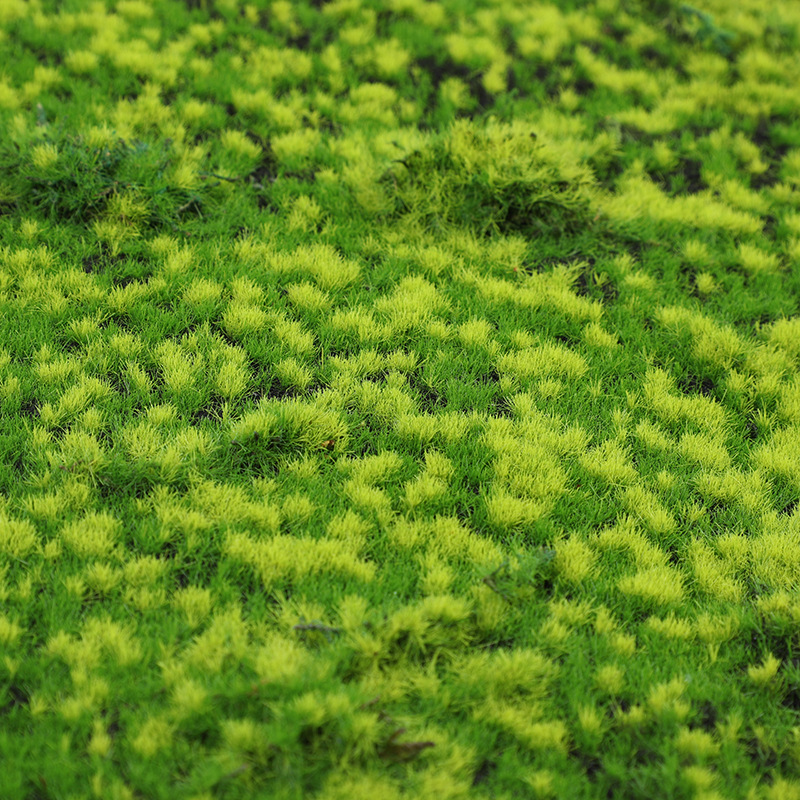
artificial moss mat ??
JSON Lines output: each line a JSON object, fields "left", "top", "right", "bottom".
{"left": 2, "top": 0, "right": 800, "bottom": 798}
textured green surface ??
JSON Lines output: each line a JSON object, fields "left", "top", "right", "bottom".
{"left": 2, "top": 0, "right": 800, "bottom": 798}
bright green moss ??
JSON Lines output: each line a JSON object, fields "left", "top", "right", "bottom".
{"left": 2, "top": 0, "right": 800, "bottom": 798}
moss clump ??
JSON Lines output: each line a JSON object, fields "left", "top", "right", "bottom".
{"left": 380, "top": 117, "right": 599, "bottom": 238}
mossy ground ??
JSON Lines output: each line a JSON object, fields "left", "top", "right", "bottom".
{"left": 2, "top": 1, "right": 800, "bottom": 798}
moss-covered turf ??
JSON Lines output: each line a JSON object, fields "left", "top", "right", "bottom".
{"left": 2, "top": 0, "right": 800, "bottom": 798}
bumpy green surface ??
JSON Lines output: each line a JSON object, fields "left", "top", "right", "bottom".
{"left": 2, "top": 1, "right": 800, "bottom": 798}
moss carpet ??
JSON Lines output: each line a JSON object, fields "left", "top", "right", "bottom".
{"left": 1, "top": 0, "right": 800, "bottom": 798}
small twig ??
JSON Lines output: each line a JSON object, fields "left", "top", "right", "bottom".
{"left": 198, "top": 172, "right": 241, "bottom": 182}
{"left": 176, "top": 193, "right": 211, "bottom": 214}
{"left": 378, "top": 727, "right": 436, "bottom": 763}
{"left": 481, "top": 558, "right": 515, "bottom": 602}
{"left": 292, "top": 618, "right": 341, "bottom": 642}
{"left": 219, "top": 763, "right": 249, "bottom": 781}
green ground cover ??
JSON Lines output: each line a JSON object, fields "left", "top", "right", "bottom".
{"left": 1, "top": 0, "right": 800, "bottom": 797}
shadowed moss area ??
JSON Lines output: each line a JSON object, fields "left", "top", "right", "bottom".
{"left": 1, "top": 0, "right": 800, "bottom": 798}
